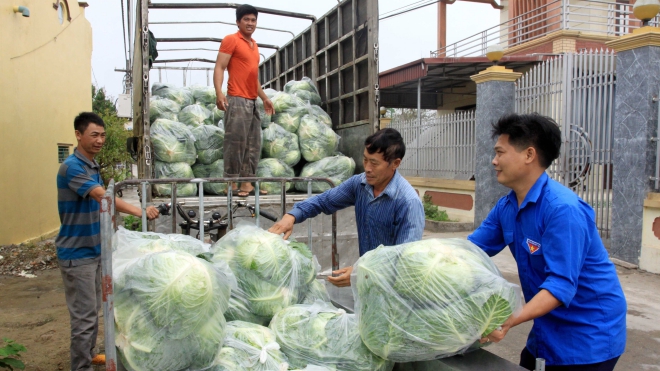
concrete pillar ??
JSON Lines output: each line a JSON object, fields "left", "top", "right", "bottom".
{"left": 607, "top": 27, "right": 660, "bottom": 264}
{"left": 470, "top": 66, "right": 522, "bottom": 227}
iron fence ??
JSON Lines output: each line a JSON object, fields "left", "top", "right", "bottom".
{"left": 515, "top": 50, "right": 616, "bottom": 240}
{"left": 390, "top": 111, "right": 476, "bottom": 180}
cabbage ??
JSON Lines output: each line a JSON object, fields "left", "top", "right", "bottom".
{"left": 262, "top": 123, "right": 301, "bottom": 166}
{"left": 271, "top": 92, "right": 306, "bottom": 113}
{"left": 153, "top": 86, "right": 194, "bottom": 106}
{"left": 272, "top": 110, "right": 304, "bottom": 133}
{"left": 297, "top": 115, "right": 340, "bottom": 162}
{"left": 210, "top": 224, "right": 319, "bottom": 322}
{"left": 283, "top": 78, "right": 322, "bottom": 106}
{"left": 149, "top": 98, "right": 180, "bottom": 123}
{"left": 269, "top": 302, "right": 393, "bottom": 371}
{"left": 256, "top": 158, "right": 294, "bottom": 194}
{"left": 264, "top": 88, "right": 278, "bottom": 98}
{"left": 153, "top": 161, "right": 197, "bottom": 197}
{"left": 151, "top": 82, "right": 177, "bottom": 94}
{"left": 300, "top": 279, "right": 331, "bottom": 304}
{"left": 207, "top": 103, "right": 225, "bottom": 124}
{"left": 352, "top": 238, "right": 523, "bottom": 362}
{"left": 256, "top": 97, "right": 272, "bottom": 129}
{"left": 291, "top": 90, "right": 322, "bottom": 106}
{"left": 191, "top": 125, "right": 225, "bottom": 165}
{"left": 178, "top": 103, "right": 212, "bottom": 127}
{"left": 295, "top": 155, "right": 356, "bottom": 193}
{"left": 151, "top": 119, "right": 197, "bottom": 165}
{"left": 305, "top": 105, "right": 332, "bottom": 128}
{"left": 211, "top": 321, "right": 289, "bottom": 371}
{"left": 191, "top": 85, "right": 217, "bottom": 105}
{"left": 192, "top": 160, "right": 228, "bottom": 195}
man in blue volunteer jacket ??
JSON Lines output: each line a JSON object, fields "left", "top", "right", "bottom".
{"left": 468, "top": 113, "right": 626, "bottom": 370}
{"left": 56, "top": 112, "right": 160, "bottom": 371}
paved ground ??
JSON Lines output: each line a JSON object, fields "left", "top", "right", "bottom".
{"left": 422, "top": 230, "right": 660, "bottom": 370}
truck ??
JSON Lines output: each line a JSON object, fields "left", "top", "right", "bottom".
{"left": 109, "top": 1, "right": 533, "bottom": 370}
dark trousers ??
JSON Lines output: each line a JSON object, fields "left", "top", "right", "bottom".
{"left": 520, "top": 347, "right": 620, "bottom": 371}
{"left": 59, "top": 259, "right": 102, "bottom": 371}
{"left": 223, "top": 95, "right": 262, "bottom": 178}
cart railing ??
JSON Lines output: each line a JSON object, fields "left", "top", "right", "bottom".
{"left": 101, "top": 176, "right": 339, "bottom": 370}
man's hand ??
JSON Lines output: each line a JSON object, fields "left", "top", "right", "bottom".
{"left": 327, "top": 266, "right": 353, "bottom": 287}
{"left": 216, "top": 92, "right": 229, "bottom": 111}
{"left": 480, "top": 314, "right": 514, "bottom": 344}
{"left": 268, "top": 214, "right": 295, "bottom": 240}
{"left": 263, "top": 98, "right": 275, "bottom": 115}
{"left": 145, "top": 206, "right": 160, "bottom": 220}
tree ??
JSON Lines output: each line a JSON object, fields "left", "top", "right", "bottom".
{"left": 92, "top": 85, "right": 133, "bottom": 185}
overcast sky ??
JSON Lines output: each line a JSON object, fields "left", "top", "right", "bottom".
{"left": 84, "top": 0, "right": 500, "bottom": 100}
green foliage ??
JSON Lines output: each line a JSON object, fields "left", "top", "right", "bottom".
{"left": 123, "top": 215, "right": 142, "bottom": 231}
{"left": 0, "top": 338, "right": 26, "bottom": 371}
{"left": 92, "top": 85, "right": 133, "bottom": 185}
{"left": 422, "top": 194, "right": 450, "bottom": 222}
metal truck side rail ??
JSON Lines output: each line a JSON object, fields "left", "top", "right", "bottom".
{"left": 155, "top": 37, "right": 280, "bottom": 51}
{"left": 148, "top": 2, "right": 317, "bottom": 22}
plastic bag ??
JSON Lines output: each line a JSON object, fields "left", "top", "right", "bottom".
{"left": 178, "top": 103, "right": 212, "bottom": 127}
{"left": 191, "top": 125, "right": 225, "bottom": 164}
{"left": 192, "top": 159, "right": 228, "bottom": 195}
{"left": 150, "top": 119, "right": 197, "bottom": 165}
{"left": 297, "top": 115, "right": 340, "bottom": 162}
{"left": 300, "top": 279, "right": 331, "bottom": 304}
{"left": 262, "top": 123, "right": 301, "bottom": 166}
{"left": 190, "top": 85, "right": 217, "bottom": 105}
{"left": 211, "top": 321, "right": 289, "bottom": 371}
{"left": 210, "top": 223, "right": 319, "bottom": 322}
{"left": 284, "top": 77, "right": 322, "bottom": 106}
{"left": 295, "top": 155, "right": 355, "bottom": 193}
{"left": 153, "top": 86, "right": 194, "bottom": 107}
{"left": 352, "top": 238, "right": 523, "bottom": 362}
{"left": 113, "top": 230, "right": 233, "bottom": 371}
{"left": 207, "top": 103, "right": 225, "bottom": 124}
{"left": 256, "top": 97, "right": 272, "bottom": 129}
{"left": 149, "top": 98, "right": 180, "bottom": 123}
{"left": 153, "top": 161, "right": 197, "bottom": 197}
{"left": 255, "top": 158, "right": 295, "bottom": 194}
{"left": 269, "top": 301, "right": 394, "bottom": 371}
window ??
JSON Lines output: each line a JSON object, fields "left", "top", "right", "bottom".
{"left": 58, "top": 145, "right": 71, "bottom": 163}
{"left": 57, "top": 2, "right": 64, "bottom": 24}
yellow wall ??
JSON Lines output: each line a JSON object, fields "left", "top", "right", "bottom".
{"left": 0, "top": 0, "right": 92, "bottom": 244}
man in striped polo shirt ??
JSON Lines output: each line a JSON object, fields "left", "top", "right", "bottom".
{"left": 269, "top": 128, "right": 425, "bottom": 287}
{"left": 56, "top": 112, "right": 159, "bottom": 371}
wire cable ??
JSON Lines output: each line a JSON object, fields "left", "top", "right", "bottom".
{"left": 121, "top": 0, "right": 128, "bottom": 62}
{"left": 380, "top": 0, "right": 440, "bottom": 21}
{"left": 380, "top": 0, "right": 435, "bottom": 17}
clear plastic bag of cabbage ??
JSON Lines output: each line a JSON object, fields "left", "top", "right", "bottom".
{"left": 149, "top": 98, "right": 180, "bottom": 123}
{"left": 269, "top": 301, "right": 394, "bottom": 371}
{"left": 352, "top": 238, "right": 523, "bottom": 362}
{"left": 152, "top": 82, "right": 177, "bottom": 94}
{"left": 210, "top": 321, "right": 289, "bottom": 371}
{"left": 257, "top": 97, "right": 272, "bottom": 129}
{"left": 300, "top": 279, "right": 331, "bottom": 304}
{"left": 291, "top": 366, "right": 336, "bottom": 371}
{"left": 153, "top": 161, "right": 198, "bottom": 197}
{"left": 284, "top": 77, "right": 322, "bottom": 106}
{"left": 178, "top": 103, "right": 212, "bottom": 127}
{"left": 210, "top": 223, "right": 319, "bottom": 321}
{"left": 151, "top": 119, "right": 197, "bottom": 164}
{"left": 272, "top": 108, "right": 305, "bottom": 133}
{"left": 297, "top": 115, "right": 341, "bottom": 162}
{"left": 262, "top": 123, "right": 301, "bottom": 166}
{"left": 114, "top": 247, "right": 233, "bottom": 370}
{"left": 295, "top": 155, "right": 356, "bottom": 193}
{"left": 271, "top": 91, "right": 306, "bottom": 113}
{"left": 191, "top": 125, "right": 225, "bottom": 164}
{"left": 264, "top": 88, "right": 278, "bottom": 99}
{"left": 192, "top": 159, "right": 228, "bottom": 195}
{"left": 207, "top": 103, "right": 225, "bottom": 123}
{"left": 153, "top": 86, "right": 194, "bottom": 107}
{"left": 191, "top": 85, "right": 217, "bottom": 105}
{"left": 255, "top": 158, "right": 294, "bottom": 194}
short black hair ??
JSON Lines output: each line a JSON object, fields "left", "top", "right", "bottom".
{"left": 236, "top": 4, "right": 258, "bottom": 21}
{"left": 74, "top": 112, "right": 105, "bottom": 134}
{"left": 491, "top": 113, "right": 561, "bottom": 168}
{"left": 364, "top": 128, "right": 406, "bottom": 163}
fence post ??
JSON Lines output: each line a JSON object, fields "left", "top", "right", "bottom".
{"left": 606, "top": 28, "right": 660, "bottom": 265}
{"left": 470, "top": 66, "right": 522, "bottom": 227}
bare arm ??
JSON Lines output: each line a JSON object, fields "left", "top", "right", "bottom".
{"left": 482, "top": 289, "right": 561, "bottom": 343}
{"left": 214, "top": 52, "right": 231, "bottom": 111}
{"left": 257, "top": 79, "right": 274, "bottom": 115}
{"left": 89, "top": 187, "right": 159, "bottom": 220}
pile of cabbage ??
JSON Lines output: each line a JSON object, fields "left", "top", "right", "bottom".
{"left": 352, "top": 238, "right": 523, "bottom": 362}
{"left": 112, "top": 228, "right": 233, "bottom": 371}
{"left": 210, "top": 321, "right": 289, "bottom": 371}
{"left": 270, "top": 301, "right": 393, "bottom": 371}
{"left": 150, "top": 84, "right": 225, "bottom": 197}
{"left": 209, "top": 224, "right": 321, "bottom": 325}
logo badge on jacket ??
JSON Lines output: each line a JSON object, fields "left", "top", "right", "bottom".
{"left": 526, "top": 238, "right": 541, "bottom": 254}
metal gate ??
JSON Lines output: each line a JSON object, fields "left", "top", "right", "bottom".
{"left": 515, "top": 50, "right": 615, "bottom": 240}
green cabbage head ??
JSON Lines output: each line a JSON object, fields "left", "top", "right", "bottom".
{"left": 297, "top": 115, "right": 340, "bottom": 162}
{"left": 149, "top": 98, "right": 180, "bottom": 123}
{"left": 262, "top": 123, "right": 301, "bottom": 166}
{"left": 256, "top": 158, "right": 295, "bottom": 194}
{"left": 191, "top": 125, "right": 225, "bottom": 164}
{"left": 151, "top": 119, "right": 197, "bottom": 165}
{"left": 211, "top": 321, "right": 289, "bottom": 371}
{"left": 178, "top": 103, "right": 212, "bottom": 127}
{"left": 192, "top": 159, "right": 228, "bottom": 195}
{"left": 153, "top": 161, "right": 197, "bottom": 197}
{"left": 353, "top": 238, "right": 523, "bottom": 362}
{"left": 295, "top": 155, "right": 355, "bottom": 193}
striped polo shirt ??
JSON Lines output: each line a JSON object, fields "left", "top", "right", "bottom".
{"left": 289, "top": 171, "right": 425, "bottom": 256}
{"left": 56, "top": 148, "right": 104, "bottom": 263}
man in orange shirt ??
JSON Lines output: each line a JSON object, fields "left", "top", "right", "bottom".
{"left": 214, "top": 4, "right": 275, "bottom": 197}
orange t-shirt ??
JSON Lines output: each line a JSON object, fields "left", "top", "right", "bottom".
{"left": 219, "top": 32, "right": 260, "bottom": 100}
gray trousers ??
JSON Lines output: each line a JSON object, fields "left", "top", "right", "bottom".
{"left": 59, "top": 259, "right": 102, "bottom": 371}
{"left": 223, "top": 95, "right": 262, "bottom": 178}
